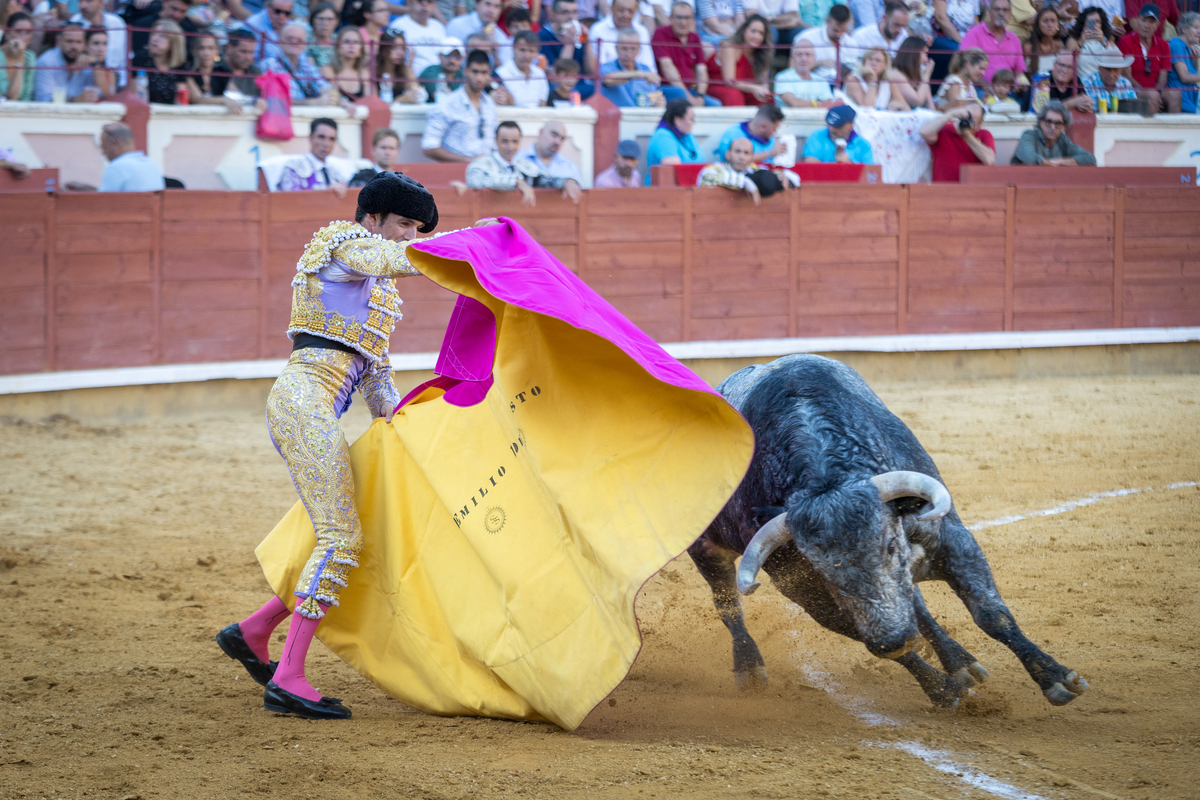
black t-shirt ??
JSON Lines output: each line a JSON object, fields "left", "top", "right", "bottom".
{"left": 132, "top": 48, "right": 183, "bottom": 104}
{"left": 209, "top": 61, "right": 262, "bottom": 98}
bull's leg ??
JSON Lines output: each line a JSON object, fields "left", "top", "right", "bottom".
{"left": 912, "top": 585, "right": 990, "bottom": 688}
{"left": 895, "top": 651, "right": 973, "bottom": 709}
{"left": 941, "top": 530, "right": 1088, "bottom": 705}
{"left": 686, "top": 537, "right": 768, "bottom": 689}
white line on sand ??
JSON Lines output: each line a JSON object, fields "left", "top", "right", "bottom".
{"left": 968, "top": 482, "right": 1199, "bottom": 531}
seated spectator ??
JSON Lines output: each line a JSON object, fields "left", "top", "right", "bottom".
{"left": 1065, "top": 7, "right": 1119, "bottom": 78}
{"left": 64, "top": 122, "right": 165, "bottom": 192}
{"left": 192, "top": 28, "right": 264, "bottom": 113}
{"left": 1118, "top": 4, "right": 1171, "bottom": 112}
{"left": 547, "top": 57, "right": 583, "bottom": 104}
{"left": 796, "top": 3, "right": 854, "bottom": 83}
{"left": 540, "top": 0, "right": 597, "bottom": 98}
{"left": 646, "top": 97, "right": 706, "bottom": 177}
{"left": 590, "top": 0, "right": 656, "bottom": 69}
{"left": 278, "top": 118, "right": 354, "bottom": 194}
{"left": 956, "top": 0, "right": 1027, "bottom": 84}
{"left": 706, "top": 14, "right": 773, "bottom": 106}
{"left": 930, "top": 0, "right": 981, "bottom": 83}
{"left": 131, "top": 20, "right": 189, "bottom": 104}
{"left": 261, "top": 22, "right": 335, "bottom": 104}
{"left": 698, "top": 137, "right": 765, "bottom": 204}
{"left": 1033, "top": 50, "right": 1096, "bottom": 112}
{"left": 1011, "top": 99, "right": 1097, "bottom": 165}
{"left": 775, "top": 38, "right": 835, "bottom": 107}
{"left": 847, "top": 46, "right": 911, "bottom": 108}
{"left": 349, "top": 127, "right": 401, "bottom": 185}
{"left": 245, "top": 0, "right": 293, "bottom": 62}
{"left": 420, "top": 38, "right": 465, "bottom": 102}
{"left": 421, "top": 49, "right": 500, "bottom": 162}
{"left": 696, "top": 0, "right": 746, "bottom": 47}
{"left": 70, "top": 0, "right": 127, "bottom": 83}
{"left": 982, "top": 67, "right": 1015, "bottom": 106}
{"left": 447, "top": 0, "right": 514, "bottom": 66}
{"left": 713, "top": 104, "right": 788, "bottom": 163}
{"left": 322, "top": 27, "right": 372, "bottom": 105}
{"left": 516, "top": 120, "right": 584, "bottom": 201}
{"left": 887, "top": 36, "right": 935, "bottom": 109}
{"left": 34, "top": 23, "right": 98, "bottom": 103}
{"left": 497, "top": 30, "right": 550, "bottom": 106}
{"left": 936, "top": 47, "right": 988, "bottom": 108}
{"left": 0, "top": 146, "right": 30, "bottom": 180}
{"left": 84, "top": 27, "right": 116, "bottom": 98}
{"left": 0, "top": 12, "right": 35, "bottom": 102}
{"left": 803, "top": 104, "right": 875, "bottom": 164}
{"left": 1167, "top": 11, "right": 1199, "bottom": 113}
{"left": 463, "top": 120, "right": 541, "bottom": 206}
{"left": 1081, "top": 45, "right": 1138, "bottom": 106}
{"left": 594, "top": 139, "right": 643, "bottom": 187}
{"left": 377, "top": 31, "right": 423, "bottom": 104}
{"left": 1024, "top": 7, "right": 1066, "bottom": 76}
{"left": 307, "top": 2, "right": 340, "bottom": 67}
{"left": 1126, "top": 0, "right": 1179, "bottom": 33}
{"left": 601, "top": 29, "right": 665, "bottom": 106}
{"left": 919, "top": 101, "right": 995, "bottom": 182}
{"left": 653, "top": 2, "right": 721, "bottom": 106}
{"left": 186, "top": 32, "right": 223, "bottom": 103}
{"left": 842, "top": 1, "right": 911, "bottom": 67}
{"left": 388, "top": 0, "right": 448, "bottom": 77}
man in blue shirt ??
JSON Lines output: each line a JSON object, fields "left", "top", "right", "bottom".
{"left": 64, "top": 123, "right": 166, "bottom": 192}
{"left": 802, "top": 104, "right": 875, "bottom": 164}
{"left": 33, "top": 23, "right": 97, "bottom": 103}
{"left": 600, "top": 30, "right": 664, "bottom": 107}
{"left": 712, "top": 105, "right": 789, "bottom": 164}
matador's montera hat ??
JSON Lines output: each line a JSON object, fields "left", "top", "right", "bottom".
{"left": 356, "top": 171, "right": 439, "bottom": 234}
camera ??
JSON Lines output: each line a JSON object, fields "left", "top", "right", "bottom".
{"left": 957, "top": 116, "right": 973, "bottom": 131}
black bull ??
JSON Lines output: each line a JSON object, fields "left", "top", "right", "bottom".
{"left": 688, "top": 355, "right": 1087, "bottom": 708}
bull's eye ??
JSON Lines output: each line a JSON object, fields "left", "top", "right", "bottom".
{"left": 887, "top": 539, "right": 897, "bottom": 557}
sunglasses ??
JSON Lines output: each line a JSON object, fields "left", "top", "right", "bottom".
{"left": 1042, "top": 118, "right": 1065, "bottom": 127}
{"left": 269, "top": 6, "right": 293, "bottom": 14}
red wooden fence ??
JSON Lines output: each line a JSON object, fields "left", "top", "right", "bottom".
{"left": 3, "top": 186, "right": 1198, "bottom": 377}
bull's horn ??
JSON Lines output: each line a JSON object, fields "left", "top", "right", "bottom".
{"left": 736, "top": 513, "right": 790, "bottom": 596}
{"left": 870, "top": 471, "right": 952, "bottom": 521}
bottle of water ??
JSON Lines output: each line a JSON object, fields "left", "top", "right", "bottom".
{"left": 379, "top": 73, "right": 393, "bottom": 104}
{"left": 436, "top": 74, "right": 447, "bottom": 99}
{"left": 135, "top": 71, "right": 149, "bottom": 102}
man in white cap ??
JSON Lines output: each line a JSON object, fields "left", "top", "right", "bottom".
{"left": 1080, "top": 46, "right": 1138, "bottom": 109}
{"left": 389, "top": 0, "right": 447, "bottom": 76}
{"left": 418, "top": 37, "right": 465, "bottom": 102}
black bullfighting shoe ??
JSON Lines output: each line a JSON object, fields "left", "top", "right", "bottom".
{"left": 215, "top": 623, "right": 278, "bottom": 686}
{"left": 263, "top": 681, "right": 352, "bottom": 720}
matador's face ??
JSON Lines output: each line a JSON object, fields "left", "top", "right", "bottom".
{"left": 363, "top": 212, "right": 421, "bottom": 241}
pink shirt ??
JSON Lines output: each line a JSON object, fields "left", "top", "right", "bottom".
{"left": 593, "top": 163, "right": 642, "bottom": 188}
{"left": 958, "top": 22, "right": 1026, "bottom": 83}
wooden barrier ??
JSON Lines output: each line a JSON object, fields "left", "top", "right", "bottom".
{"left": 3, "top": 185, "right": 1199, "bottom": 376}
{"left": 961, "top": 165, "right": 1198, "bottom": 187}
{"left": 0, "top": 168, "right": 58, "bottom": 193}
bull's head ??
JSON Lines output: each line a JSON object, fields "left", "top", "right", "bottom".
{"left": 736, "top": 471, "right": 952, "bottom": 659}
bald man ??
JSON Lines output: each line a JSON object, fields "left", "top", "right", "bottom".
{"left": 515, "top": 120, "right": 583, "bottom": 203}
{"left": 64, "top": 122, "right": 165, "bottom": 192}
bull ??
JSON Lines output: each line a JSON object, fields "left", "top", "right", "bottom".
{"left": 689, "top": 355, "right": 1088, "bottom": 708}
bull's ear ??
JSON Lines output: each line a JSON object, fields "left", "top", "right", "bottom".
{"left": 752, "top": 506, "right": 786, "bottom": 524}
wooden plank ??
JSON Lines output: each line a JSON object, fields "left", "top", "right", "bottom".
{"left": 1119, "top": 211, "right": 1195, "bottom": 238}
{"left": 788, "top": 189, "right": 799, "bottom": 338}
{"left": 602, "top": 295, "right": 683, "bottom": 326}
{"left": 160, "top": 309, "right": 259, "bottom": 341}
{"left": 45, "top": 195, "right": 55, "bottom": 370}
{"left": 907, "top": 236, "right": 1008, "bottom": 262}
{"left": 56, "top": 192, "right": 157, "bottom": 223}
{"left": 57, "top": 252, "right": 151, "bottom": 284}
{"left": 259, "top": 192, "right": 270, "bottom": 359}
{"left": 799, "top": 209, "right": 900, "bottom": 237}
{"left": 1123, "top": 260, "right": 1192, "bottom": 278}
{"left": 55, "top": 223, "right": 155, "bottom": 255}
{"left": 161, "top": 249, "right": 261, "bottom": 282}
{"left": 1122, "top": 188, "right": 1200, "bottom": 213}
{"left": 907, "top": 285, "right": 1004, "bottom": 313}
{"left": 1123, "top": 308, "right": 1200, "bottom": 327}
{"left": 1123, "top": 237, "right": 1200, "bottom": 261}
{"left": 1012, "top": 262, "right": 1114, "bottom": 286}
{"left": 907, "top": 184, "right": 1008, "bottom": 211}
{"left": 150, "top": 193, "right": 162, "bottom": 363}
{"left": 692, "top": 188, "right": 789, "bottom": 214}
{"left": 691, "top": 290, "right": 790, "bottom": 319}
{"left": 907, "top": 262, "right": 1005, "bottom": 284}
{"left": 269, "top": 220, "right": 325, "bottom": 254}
{"left": 55, "top": 341, "right": 154, "bottom": 372}
{"left": 0, "top": 193, "right": 51, "bottom": 223}
{"left": 0, "top": 284, "right": 45, "bottom": 316}
{"left": 585, "top": 241, "right": 683, "bottom": 271}
{"left": 162, "top": 191, "right": 262, "bottom": 222}
{"left": 1123, "top": 278, "right": 1200, "bottom": 309}
{"left": 798, "top": 184, "right": 905, "bottom": 208}
{"left": 267, "top": 190, "right": 358, "bottom": 220}
{"left": 906, "top": 312, "right": 1006, "bottom": 334}
{"left": 682, "top": 189, "right": 693, "bottom": 341}
{"left": 511, "top": 216, "right": 576, "bottom": 245}
{"left": 56, "top": 311, "right": 153, "bottom": 345}
{"left": 795, "top": 285, "right": 897, "bottom": 315}
{"left": 796, "top": 236, "right": 898, "bottom": 265}
{"left": 161, "top": 219, "right": 260, "bottom": 252}
{"left": 693, "top": 315, "right": 789, "bottom": 340}
{"left": 907, "top": 210, "right": 1006, "bottom": 235}
{"left": 694, "top": 213, "right": 790, "bottom": 240}
{"left": 54, "top": 283, "right": 153, "bottom": 315}
{"left": 0, "top": 315, "right": 47, "bottom": 346}
{"left": 1014, "top": 212, "right": 1114, "bottom": 239}
{"left": 585, "top": 188, "right": 685, "bottom": 216}
{"left": 794, "top": 313, "right": 898, "bottom": 336}
{"left": 0, "top": 347, "right": 47, "bottom": 376}
{"left": 693, "top": 262, "right": 787, "bottom": 293}
{"left": 478, "top": 190, "right": 579, "bottom": 218}
{"left": 161, "top": 336, "right": 261, "bottom": 365}
{"left": 1014, "top": 237, "right": 1116, "bottom": 264}
{"left": 576, "top": 190, "right": 588, "bottom": 282}
{"left": 694, "top": 237, "right": 789, "bottom": 273}
{"left": 798, "top": 267, "right": 899, "bottom": 288}
{"left": 1013, "top": 311, "right": 1118, "bottom": 331}
{"left": 544, "top": 243, "right": 577, "bottom": 273}
{"left": 1014, "top": 187, "right": 1114, "bottom": 213}
{"left": 1114, "top": 188, "right": 1124, "bottom": 328}
{"left": 587, "top": 269, "right": 683, "bottom": 297}
{"left": 585, "top": 215, "right": 684, "bottom": 243}
{"left": 162, "top": 279, "right": 260, "bottom": 311}
{"left": 1013, "top": 283, "right": 1112, "bottom": 312}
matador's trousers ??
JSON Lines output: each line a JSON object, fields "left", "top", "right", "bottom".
{"left": 265, "top": 348, "right": 366, "bottom": 620}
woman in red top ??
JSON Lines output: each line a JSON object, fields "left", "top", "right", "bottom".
{"left": 706, "top": 14, "right": 772, "bottom": 106}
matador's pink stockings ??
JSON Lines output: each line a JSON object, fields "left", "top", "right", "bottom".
{"left": 271, "top": 601, "right": 329, "bottom": 701}
{"left": 238, "top": 596, "right": 290, "bottom": 664}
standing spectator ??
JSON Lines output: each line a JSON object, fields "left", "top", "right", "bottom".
{"left": 646, "top": 97, "right": 705, "bottom": 175}
{"left": 377, "top": 31, "right": 423, "bottom": 103}
{"left": 307, "top": 2, "right": 340, "bottom": 67}
{"left": 1125, "top": 0, "right": 1179, "bottom": 33}
{"left": 84, "top": 29, "right": 116, "bottom": 97}
{"left": 323, "top": 26, "right": 373, "bottom": 104}
{"left": 745, "top": 0, "right": 805, "bottom": 48}
{"left": 1167, "top": 11, "right": 1199, "bottom": 113}
{"left": 1, "top": 12, "right": 35, "bottom": 102}
{"left": 1065, "top": 7, "right": 1119, "bottom": 77}
{"left": 841, "top": 0, "right": 910, "bottom": 65}
{"left": 775, "top": 37, "right": 836, "bottom": 105}
{"left": 541, "top": 0, "right": 597, "bottom": 95}
{"left": 497, "top": 30, "right": 551, "bottom": 105}
{"left": 516, "top": 120, "right": 584, "bottom": 201}
{"left": 919, "top": 101, "right": 995, "bottom": 182}
{"left": 1011, "top": 99, "right": 1097, "bottom": 164}
{"left": 261, "top": 23, "right": 336, "bottom": 103}
{"left": 349, "top": 127, "right": 401, "bottom": 185}
{"left": 796, "top": 2, "right": 853, "bottom": 82}
{"left": 422, "top": 49, "right": 500, "bottom": 161}
{"left": 1081, "top": 44, "right": 1139, "bottom": 104}
{"left": 463, "top": 120, "right": 540, "bottom": 205}
{"left": 591, "top": 0, "right": 656, "bottom": 67}
{"left": 594, "top": 138, "right": 643, "bottom": 186}
{"left": 246, "top": 0, "right": 294, "bottom": 61}
{"left": 698, "top": 137, "right": 764, "bottom": 204}
{"left": 846, "top": 45, "right": 911, "bottom": 107}
{"left": 447, "top": 0, "right": 514, "bottom": 65}
{"left": 278, "top": 117, "right": 353, "bottom": 193}
{"left": 34, "top": 22, "right": 98, "bottom": 102}
{"left": 1118, "top": 4, "right": 1171, "bottom": 111}
{"left": 696, "top": 0, "right": 746, "bottom": 46}
{"left": 547, "top": 56, "right": 584, "bottom": 102}
{"left": 71, "top": 0, "right": 127, "bottom": 86}
{"left": 712, "top": 103, "right": 787, "bottom": 162}
{"left": 936, "top": 47, "right": 988, "bottom": 108}
{"left": 802, "top": 104, "right": 875, "bottom": 163}
{"left": 64, "top": 123, "right": 165, "bottom": 192}
{"left": 1025, "top": 7, "right": 1066, "bottom": 75}
{"left": 706, "top": 13, "right": 773, "bottom": 105}
{"left": 390, "top": 0, "right": 448, "bottom": 75}
{"left": 957, "top": 0, "right": 1025, "bottom": 82}
{"left": 889, "top": 35, "right": 935, "bottom": 107}
{"left": 653, "top": 2, "right": 719, "bottom": 105}
{"left": 419, "top": 37, "right": 465, "bottom": 101}
{"left": 601, "top": 28, "right": 665, "bottom": 105}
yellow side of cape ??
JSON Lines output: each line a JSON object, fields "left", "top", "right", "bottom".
{"left": 256, "top": 246, "right": 754, "bottom": 731}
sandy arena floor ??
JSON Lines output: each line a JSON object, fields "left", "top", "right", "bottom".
{"left": 1, "top": 373, "right": 1197, "bottom": 800}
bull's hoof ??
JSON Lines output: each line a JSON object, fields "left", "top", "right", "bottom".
{"left": 734, "top": 665, "right": 769, "bottom": 691}
{"left": 953, "top": 661, "right": 990, "bottom": 688}
{"left": 932, "top": 686, "right": 975, "bottom": 710}
{"left": 1043, "top": 671, "right": 1088, "bottom": 706}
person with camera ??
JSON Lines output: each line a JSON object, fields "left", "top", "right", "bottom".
{"left": 919, "top": 100, "right": 995, "bottom": 182}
